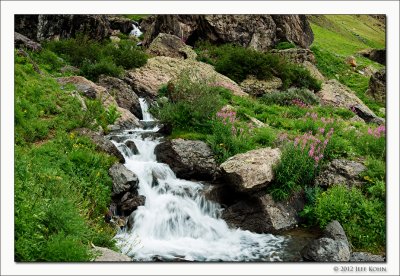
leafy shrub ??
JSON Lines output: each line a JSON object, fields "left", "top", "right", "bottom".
{"left": 354, "top": 125, "right": 386, "bottom": 160}
{"left": 152, "top": 70, "right": 224, "bottom": 133}
{"left": 274, "top": 41, "right": 296, "bottom": 50}
{"left": 314, "top": 185, "right": 385, "bottom": 253}
{"left": 261, "top": 88, "right": 320, "bottom": 106}
{"left": 80, "top": 58, "right": 124, "bottom": 81}
{"left": 252, "top": 127, "right": 277, "bottom": 147}
{"left": 104, "top": 39, "right": 148, "bottom": 69}
{"left": 106, "top": 104, "right": 121, "bottom": 125}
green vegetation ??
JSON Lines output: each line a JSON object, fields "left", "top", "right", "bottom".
{"left": 123, "top": 14, "right": 149, "bottom": 22}
{"left": 260, "top": 88, "right": 320, "bottom": 107}
{"left": 195, "top": 42, "right": 321, "bottom": 91}
{"left": 274, "top": 41, "right": 296, "bottom": 50}
{"left": 15, "top": 45, "right": 120, "bottom": 261}
{"left": 46, "top": 35, "right": 147, "bottom": 81}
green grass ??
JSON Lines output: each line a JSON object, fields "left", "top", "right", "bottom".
{"left": 15, "top": 49, "right": 118, "bottom": 261}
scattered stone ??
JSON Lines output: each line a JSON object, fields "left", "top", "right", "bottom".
{"left": 147, "top": 33, "right": 197, "bottom": 60}
{"left": 316, "top": 79, "right": 384, "bottom": 124}
{"left": 125, "top": 140, "right": 139, "bottom": 155}
{"left": 108, "top": 16, "right": 134, "bottom": 34}
{"left": 91, "top": 246, "right": 131, "bottom": 262}
{"left": 74, "top": 128, "right": 125, "bottom": 163}
{"left": 315, "top": 159, "right": 366, "bottom": 188}
{"left": 366, "top": 69, "right": 386, "bottom": 104}
{"left": 109, "top": 163, "right": 139, "bottom": 196}
{"left": 350, "top": 252, "right": 385, "bottom": 262}
{"left": 240, "top": 76, "right": 282, "bottom": 97}
{"left": 301, "top": 220, "right": 351, "bottom": 262}
{"left": 127, "top": 56, "right": 248, "bottom": 99}
{"left": 142, "top": 15, "right": 314, "bottom": 50}
{"left": 14, "top": 32, "right": 42, "bottom": 51}
{"left": 220, "top": 147, "right": 281, "bottom": 192}
{"left": 155, "top": 139, "right": 218, "bottom": 181}
{"left": 97, "top": 75, "right": 142, "bottom": 119}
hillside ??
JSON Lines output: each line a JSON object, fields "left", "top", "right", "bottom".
{"left": 13, "top": 14, "right": 386, "bottom": 262}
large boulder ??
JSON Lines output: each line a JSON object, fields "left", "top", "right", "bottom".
{"left": 109, "top": 163, "right": 139, "bottom": 196}
{"left": 359, "top": 48, "right": 386, "bottom": 65}
{"left": 73, "top": 128, "right": 124, "bottom": 163}
{"left": 222, "top": 193, "right": 301, "bottom": 233}
{"left": 220, "top": 147, "right": 281, "bottom": 192}
{"left": 91, "top": 246, "right": 131, "bottom": 262}
{"left": 147, "top": 33, "right": 197, "bottom": 60}
{"left": 97, "top": 75, "right": 142, "bottom": 119}
{"left": 301, "top": 220, "right": 351, "bottom": 262}
{"left": 14, "top": 32, "right": 42, "bottom": 52}
{"left": 366, "top": 69, "right": 386, "bottom": 104}
{"left": 154, "top": 139, "right": 217, "bottom": 181}
{"left": 126, "top": 56, "right": 247, "bottom": 98}
{"left": 15, "top": 15, "right": 111, "bottom": 41}
{"left": 107, "top": 16, "right": 133, "bottom": 34}
{"left": 57, "top": 76, "right": 142, "bottom": 129}
{"left": 142, "top": 15, "right": 313, "bottom": 50}
{"left": 316, "top": 79, "right": 384, "bottom": 124}
{"left": 315, "top": 159, "right": 366, "bottom": 188}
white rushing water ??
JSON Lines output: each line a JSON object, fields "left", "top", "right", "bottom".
{"left": 111, "top": 98, "right": 286, "bottom": 261}
{"left": 130, "top": 23, "right": 143, "bottom": 37}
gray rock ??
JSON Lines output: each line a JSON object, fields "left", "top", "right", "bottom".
{"left": 14, "top": 32, "right": 42, "bottom": 51}
{"left": 125, "top": 140, "right": 139, "bottom": 155}
{"left": 74, "top": 128, "right": 124, "bottom": 163}
{"left": 142, "top": 15, "right": 313, "bottom": 50}
{"left": 147, "top": 33, "right": 197, "bottom": 60}
{"left": 324, "top": 220, "right": 349, "bottom": 246}
{"left": 107, "top": 16, "right": 133, "bottom": 34}
{"left": 155, "top": 139, "right": 217, "bottom": 181}
{"left": 92, "top": 246, "right": 131, "bottom": 262}
{"left": 350, "top": 252, "right": 385, "bottom": 262}
{"left": 15, "top": 15, "right": 111, "bottom": 41}
{"left": 301, "top": 237, "right": 351, "bottom": 262}
{"left": 240, "top": 76, "right": 282, "bottom": 97}
{"left": 366, "top": 69, "right": 386, "bottom": 104}
{"left": 109, "top": 163, "right": 138, "bottom": 196}
{"left": 120, "top": 194, "right": 146, "bottom": 214}
{"left": 315, "top": 159, "right": 366, "bottom": 188}
{"left": 359, "top": 48, "right": 386, "bottom": 65}
{"left": 97, "top": 75, "right": 142, "bottom": 120}
{"left": 220, "top": 147, "right": 281, "bottom": 192}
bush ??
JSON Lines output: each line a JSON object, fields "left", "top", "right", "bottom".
{"left": 104, "top": 40, "right": 147, "bottom": 69}
{"left": 261, "top": 88, "right": 320, "bottom": 107}
{"left": 80, "top": 58, "right": 124, "bottom": 81}
{"left": 152, "top": 69, "right": 224, "bottom": 133}
{"left": 274, "top": 41, "right": 296, "bottom": 50}
{"left": 314, "top": 185, "right": 385, "bottom": 253}
{"left": 353, "top": 125, "right": 386, "bottom": 160}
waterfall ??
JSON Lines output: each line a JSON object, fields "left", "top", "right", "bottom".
{"left": 130, "top": 23, "right": 143, "bottom": 37}
{"left": 138, "top": 98, "right": 154, "bottom": 121}
{"left": 110, "top": 98, "right": 287, "bottom": 261}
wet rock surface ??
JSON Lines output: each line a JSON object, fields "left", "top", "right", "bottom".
{"left": 109, "top": 163, "right": 139, "bottom": 196}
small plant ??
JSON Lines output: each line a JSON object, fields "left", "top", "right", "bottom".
{"left": 261, "top": 88, "right": 320, "bottom": 107}
{"left": 106, "top": 104, "right": 121, "bottom": 125}
{"left": 274, "top": 41, "right": 296, "bottom": 50}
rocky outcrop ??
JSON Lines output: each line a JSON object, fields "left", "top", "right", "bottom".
{"left": 147, "top": 33, "right": 197, "bottom": 60}
{"left": 240, "top": 76, "right": 282, "bottom": 96}
{"left": 220, "top": 147, "right": 281, "bottom": 192}
{"left": 301, "top": 220, "right": 351, "bottom": 262}
{"left": 350, "top": 252, "right": 385, "bottom": 262}
{"left": 366, "top": 69, "right": 386, "bottom": 104}
{"left": 315, "top": 159, "right": 366, "bottom": 188}
{"left": 222, "top": 193, "right": 302, "bottom": 233}
{"left": 316, "top": 79, "right": 384, "bottom": 124}
{"left": 109, "top": 163, "right": 139, "bottom": 196}
{"left": 15, "top": 15, "right": 111, "bottom": 42}
{"left": 119, "top": 194, "right": 146, "bottom": 214}
{"left": 73, "top": 128, "right": 124, "bottom": 163}
{"left": 92, "top": 246, "right": 131, "bottom": 262}
{"left": 14, "top": 32, "right": 42, "bottom": 52}
{"left": 359, "top": 48, "right": 386, "bottom": 65}
{"left": 155, "top": 139, "right": 217, "bottom": 181}
{"left": 57, "top": 76, "right": 142, "bottom": 129}
{"left": 97, "top": 75, "right": 142, "bottom": 119}
{"left": 142, "top": 15, "right": 313, "bottom": 51}
{"left": 126, "top": 56, "right": 247, "bottom": 98}
{"left": 107, "top": 16, "right": 133, "bottom": 34}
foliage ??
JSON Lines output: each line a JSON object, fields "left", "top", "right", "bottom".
{"left": 151, "top": 70, "right": 225, "bottom": 133}
{"left": 195, "top": 42, "right": 321, "bottom": 91}
{"left": 45, "top": 35, "right": 147, "bottom": 81}
{"left": 15, "top": 54, "right": 117, "bottom": 261}
{"left": 313, "top": 185, "right": 385, "bottom": 253}
{"left": 261, "top": 88, "right": 320, "bottom": 107}
{"left": 274, "top": 41, "right": 296, "bottom": 50}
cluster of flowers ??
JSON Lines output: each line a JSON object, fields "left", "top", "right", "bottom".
{"left": 216, "top": 106, "right": 240, "bottom": 135}
{"left": 291, "top": 98, "right": 308, "bottom": 108}
{"left": 294, "top": 127, "right": 334, "bottom": 164}
{"left": 367, "top": 124, "right": 386, "bottom": 138}
{"left": 305, "top": 112, "right": 335, "bottom": 124}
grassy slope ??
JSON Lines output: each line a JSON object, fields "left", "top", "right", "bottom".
{"left": 15, "top": 51, "right": 118, "bottom": 261}
{"left": 308, "top": 15, "right": 385, "bottom": 115}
